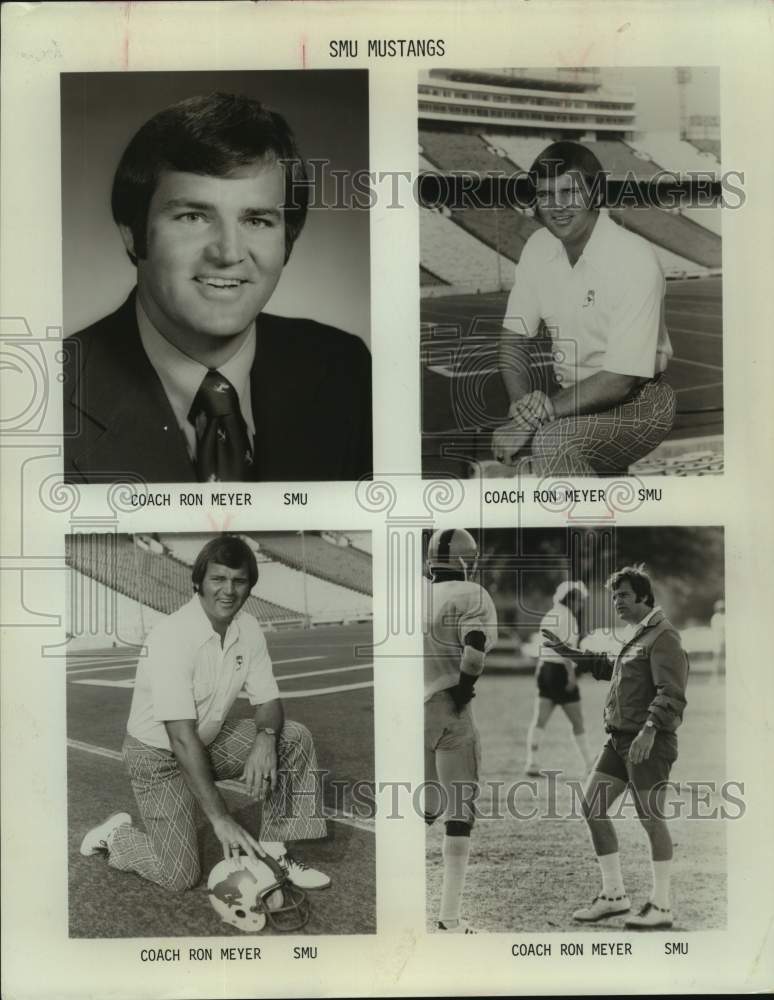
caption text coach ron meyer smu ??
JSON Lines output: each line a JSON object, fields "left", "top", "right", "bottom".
{"left": 63, "top": 92, "right": 372, "bottom": 485}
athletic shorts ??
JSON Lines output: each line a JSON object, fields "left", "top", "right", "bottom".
{"left": 537, "top": 660, "right": 581, "bottom": 705}
{"left": 594, "top": 728, "right": 678, "bottom": 790}
{"left": 424, "top": 688, "right": 481, "bottom": 825}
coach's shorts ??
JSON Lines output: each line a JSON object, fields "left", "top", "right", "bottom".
{"left": 424, "top": 689, "right": 481, "bottom": 825}
{"left": 594, "top": 728, "right": 678, "bottom": 790}
{"left": 537, "top": 660, "right": 581, "bottom": 704}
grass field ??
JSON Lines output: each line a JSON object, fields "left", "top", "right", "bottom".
{"left": 421, "top": 275, "right": 723, "bottom": 476}
{"left": 426, "top": 671, "right": 727, "bottom": 933}
{"left": 67, "top": 623, "right": 375, "bottom": 938}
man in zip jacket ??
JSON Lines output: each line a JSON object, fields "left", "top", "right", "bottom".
{"left": 542, "top": 564, "right": 689, "bottom": 930}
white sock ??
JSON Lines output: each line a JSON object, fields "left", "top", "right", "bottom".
{"left": 598, "top": 852, "right": 625, "bottom": 898}
{"left": 526, "top": 724, "right": 543, "bottom": 766}
{"left": 651, "top": 859, "right": 671, "bottom": 909}
{"left": 573, "top": 732, "right": 593, "bottom": 769}
{"left": 439, "top": 835, "right": 471, "bottom": 925}
{"left": 259, "top": 841, "right": 286, "bottom": 860}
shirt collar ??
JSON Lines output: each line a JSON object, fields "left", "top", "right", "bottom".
{"left": 136, "top": 296, "right": 256, "bottom": 441}
{"left": 633, "top": 605, "right": 664, "bottom": 635}
{"left": 184, "top": 594, "right": 243, "bottom": 650}
{"left": 541, "top": 209, "right": 611, "bottom": 267}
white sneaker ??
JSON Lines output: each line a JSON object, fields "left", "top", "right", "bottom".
{"left": 437, "top": 919, "right": 477, "bottom": 934}
{"left": 624, "top": 901, "right": 673, "bottom": 930}
{"left": 80, "top": 812, "right": 132, "bottom": 856}
{"left": 573, "top": 893, "right": 631, "bottom": 922}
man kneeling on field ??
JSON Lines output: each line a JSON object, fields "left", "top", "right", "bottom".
{"left": 80, "top": 535, "right": 329, "bottom": 893}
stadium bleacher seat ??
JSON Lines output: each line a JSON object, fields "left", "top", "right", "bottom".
{"left": 688, "top": 138, "right": 721, "bottom": 162}
{"left": 610, "top": 207, "right": 721, "bottom": 269}
{"left": 586, "top": 140, "right": 662, "bottom": 179}
{"left": 420, "top": 207, "right": 513, "bottom": 291}
{"left": 481, "top": 134, "right": 552, "bottom": 172}
{"left": 66, "top": 534, "right": 301, "bottom": 625}
{"left": 419, "top": 128, "right": 520, "bottom": 175}
{"left": 250, "top": 533, "right": 373, "bottom": 596}
{"left": 628, "top": 132, "right": 722, "bottom": 176}
{"left": 421, "top": 266, "right": 449, "bottom": 287}
{"left": 451, "top": 206, "right": 540, "bottom": 264}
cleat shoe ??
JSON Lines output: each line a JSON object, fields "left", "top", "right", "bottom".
{"left": 80, "top": 812, "right": 132, "bottom": 856}
{"left": 573, "top": 893, "right": 631, "bottom": 922}
{"left": 437, "top": 920, "right": 477, "bottom": 934}
{"left": 275, "top": 852, "right": 331, "bottom": 890}
{"left": 624, "top": 901, "right": 673, "bottom": 930}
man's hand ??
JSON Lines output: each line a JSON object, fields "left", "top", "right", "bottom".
{"left": 448, "top": 682, "right": 476, "bottom": 714}
{"left": 242, "top": 732, "right": 278, "bottom": 800}
{"left": 212, "top": 813, "right": 263, "bottom": 862}
{"left": 492, "top": 392, "right": 554, "bottom": 464}
{"left": 628, "top": 726, "right": 656, "bottom": 765}
{"left": 541, "top": 628, "right": 583, "bottom": 663}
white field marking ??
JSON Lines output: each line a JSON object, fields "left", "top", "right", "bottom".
{"left": 667, "top": 326, "right": 722, "bottom": 339}
{"left": 68, "top": 661, "right": 140, "bottom": 675}
{"left": 70, "top": 676, "right": 374, "bottom": 697}
{"left": 66, "top": 739, "right": 374, "bottom": 833}
{"left": 272, "top": 663, "right": 373, "bottom": 682}
{"left": 239, "top": 681, "right": 373, "bottom": 700}
{"left": 272, "top": 656, "right": 326, "bottom": 666}
{"left": 675, "top": 381, "right": 723, "bottom": 394}
{"left": 669, "top": 356, "right": 722, "bottom": 372}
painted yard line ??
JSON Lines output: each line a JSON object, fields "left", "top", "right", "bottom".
{"left": 71, "top": 677, "right": 374, "bottom": 697}
{"left": 675, "top": 381, "right": 723, "bottom": 394}
{"left": 669, "top": 356, "right": 723, "bottom": 372}
{"left": 272, "top": 656, "right": 326, "bottom": 666}
{"left": 241, "top": 681, "right": 374, "bottom": 699}
{"left": 668, "top": 326, "right": 722, "bottom": 339}
{"left": 68, "top": 661, "right": 140, "bottom": 675}
{"left": 66, "top": 739, "right": 374, "bottom": 834}
{"left": 275, "top": 663, "right": 373, "bottom": 682}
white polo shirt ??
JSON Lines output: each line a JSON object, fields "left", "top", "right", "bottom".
{"left": 127, "top": 596, "right": 280, "bottom": 750}
{"left": 539, "top": 602, "right": 581, "bottom": 664}
{"left": 423, "top": 579, "right": 499, "bottom": 701}
{"left": 502, "top": 212, "right": 673, "bottom": 388}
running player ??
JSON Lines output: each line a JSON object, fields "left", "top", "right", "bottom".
{"left": 525, "top": 581, "right": 594, "bottom": 777}
{"left": 423, "top": 528, "right": 498, "bottom": 934}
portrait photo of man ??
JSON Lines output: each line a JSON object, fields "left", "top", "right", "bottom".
{"left": 62, "top": 71, "right": 372, "bottom": 484}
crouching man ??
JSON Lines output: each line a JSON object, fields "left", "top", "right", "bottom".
{"left": 80, "top": 535, "right": 329, "bottom": 892}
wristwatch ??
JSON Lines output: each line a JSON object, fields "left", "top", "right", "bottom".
{"left": 644, "top": 720, "right": 656, "bottom": 731}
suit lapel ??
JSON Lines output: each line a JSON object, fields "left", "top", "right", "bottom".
{"left": 68, "top": 293, "right": 195, "bottom": 483}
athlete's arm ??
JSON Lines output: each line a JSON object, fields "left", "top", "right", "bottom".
{"left": 550, "top": 370, "right": 648, "bottom": 419}
{"left": 165, "top": 718, "right": 262, "bottom": 861}
{"left": 448, "top": 630, "right": 487, "bottom": 713}
{"left": 541, "top": 629, "right": 612, "bottom": 679}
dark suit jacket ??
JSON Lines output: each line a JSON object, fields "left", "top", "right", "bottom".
{"left": 63, "top": 292, "right": 372, "bottom": 483}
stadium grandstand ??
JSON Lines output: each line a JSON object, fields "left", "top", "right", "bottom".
{"left": 419, "top": 67, "right": 723, "bottom": 477}
{"left": 65, "top": 532, "right": 372, "bottom": 648}
{"left": 418, "top": 67, "right": 722, "bottom": 285}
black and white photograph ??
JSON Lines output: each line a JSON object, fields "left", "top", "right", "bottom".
{"left": 420, "top": 67, "right": 723, "bottom": 479}
{"left": 66, "top": 531, "right": 375, "bottom": 936}
{"left": 423, "top": 526, "right": 727, "bottom": 934}
{"left": 61, "top": 70, "right": 372, "bottom": 484}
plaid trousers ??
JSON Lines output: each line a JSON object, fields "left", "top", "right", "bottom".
{"left": 527, "top": 379, "right": 676, "bottom": 476}
{"left": 108, "top": 719, "right": 326, "bottom": 891}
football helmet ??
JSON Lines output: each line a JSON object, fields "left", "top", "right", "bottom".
{"left": 426, "top": 528, "right": 478, "bottom": 579}
{"left": 207, "top": 853, "right": 310, "bottom": 933}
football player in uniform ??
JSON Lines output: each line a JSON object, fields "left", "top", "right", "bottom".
{"left": 423, "top": 528, "right": 498, "bottom": 934}
{"left": 525, "top": 581, "right": 594, "bottom": 777}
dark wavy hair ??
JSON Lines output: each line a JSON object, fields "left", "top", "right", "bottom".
{"left": 606, "top": 564, "right": 655, "bottom": 608}
{"left": 528, "top": 140, "right": 605, "bottom": 208}
{"left": 191, "top": 535, "right": 258, "bottom": 593}
{"left": 111, "top": 92, "right": 308, "bottom": 265}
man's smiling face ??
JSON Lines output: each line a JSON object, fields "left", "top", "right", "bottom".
{"left": 198, "top": 560, "right": 251, "bottom": 631}
{"left": 535, "top": 169, "right": 598, "bottom": 249}
{"left": 127, "top": 160, "right": 287, "bottom": 360}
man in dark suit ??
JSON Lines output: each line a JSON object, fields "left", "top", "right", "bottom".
{"left": 63, "top": 92, "right": 372, "bottom": 484}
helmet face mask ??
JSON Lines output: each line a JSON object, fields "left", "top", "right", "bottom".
{"left": 426, "top": 528, "right": 479, "bottom": 581}
{"left": 208, "top": 855, "right": 310, "bottom": 933}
